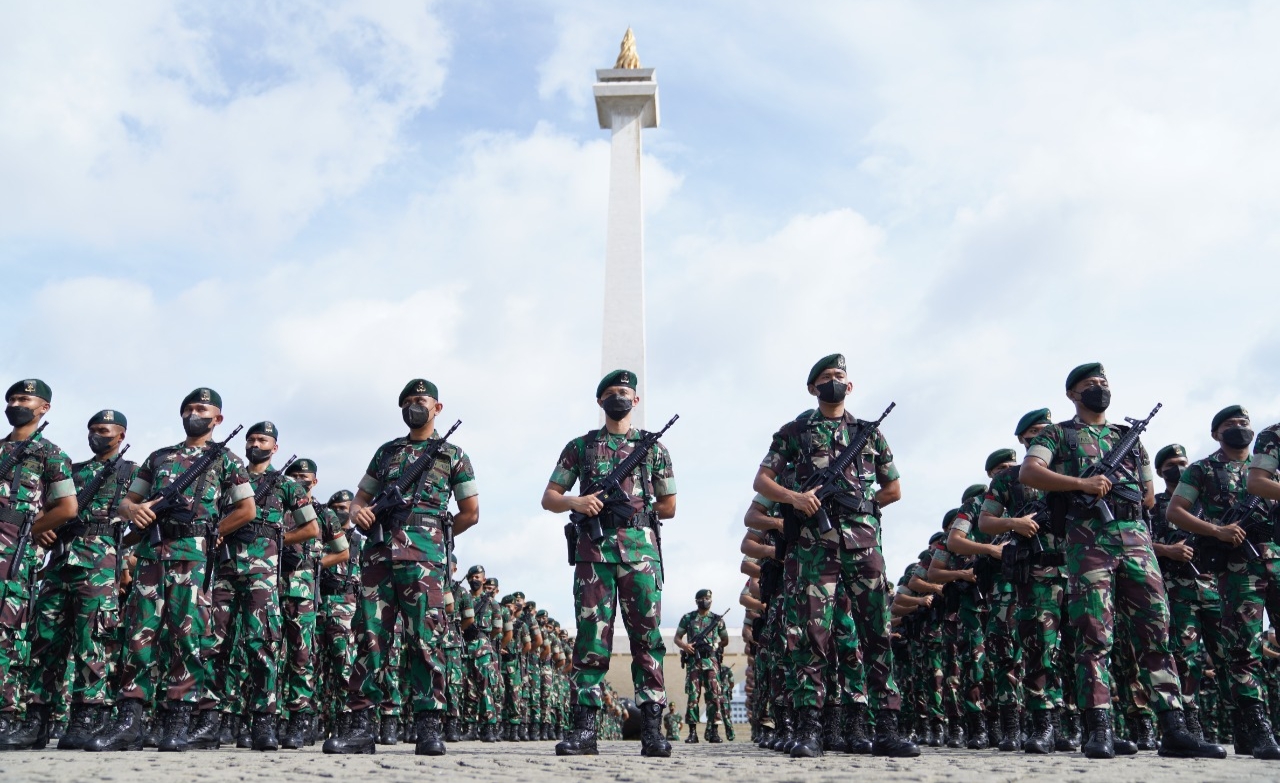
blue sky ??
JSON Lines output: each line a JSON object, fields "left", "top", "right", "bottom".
{"left": 4, "top": 1, "right": 1280, "bottom": 634}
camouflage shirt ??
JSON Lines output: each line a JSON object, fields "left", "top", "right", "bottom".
{"left": 130, "top": 441, "right": 252, "bottom": 562}
{"left": 982, "top": 464, "right": 1060, "bottom": 576}
{"left": 1176, "top": 449, "right": 1276, "bottom": 559}
{"left": 284, "top": 495, "right": 342, "bottom": 598}
{"left": 237, "top": 468, "right": 314, "bottom": 577}
{"left": 0, "top": 431, "right": 74, "bottom": 568}
{"left": 471, "top": 589, "right": 499, "bottom": 634}
{"left": 761, "top": 410, "right": 899, "bottom": 550}
{"left": 1026, "top": 417, "right": 1153, "bottom": 535}
{"left": 1252, "top": 423, "right": 1280, "bottom": 478}
{"left": 550, "top": 426, "right": 675, "bottom": 564}
{"left": 357, "top": 435, "right": 477, "bottom": 565}
{"left": 58, "top": 457, "right": 137, "bottom": 570}
{"left": 677, "top": 609, "right": 728, "bottom": 671}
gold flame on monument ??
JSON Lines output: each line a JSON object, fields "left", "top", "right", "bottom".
{"left": 614, "top": 27, "right": 640, "bottom": 69}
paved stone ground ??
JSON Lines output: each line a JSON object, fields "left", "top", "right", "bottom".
{"left": 0, "top": 741, "right": 1273, "bottom": 783}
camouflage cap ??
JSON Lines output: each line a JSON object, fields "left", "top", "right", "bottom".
{"left": 328, "top": 489, "right": 353, "bottom": 504}
{"left": 466, "top": 565, "right": 485, "bottom": 578}
{"left": 596, "top": 369, "right": 637, "bottom": 400}
{"left": 286, "top": 458, "right": 316, "bottom": 474}
{"left": 984, "top": 448, "right": 1018, "bottom": 475}
{"left": 807, "top": 354, "right": 846, "bottom": 386}
{"left": 181, "top": 387, "right": 222, "bottom": 411}
{"left": 399, "top": 378, "right": 439, "bottom": 405}
{"left": 695, "top": 588, "right": 712, "bottom": 600}
{"left": 6, "top": 379, "right": 51, "bottom": 402}
{"left": 1015, "top": 408, "right": 1053, "bottom": 438}
{"left": 1065, "top": 362, "right": 1105, "bottom": 390}
{"left": 1154, "top": 444, "right": 1187, "bottom": 470}
{"left": 247, "top": 421, "right": 279, "bottom": 440}
{"left": 88, "top": 409, "right": 127, "bottom": 429}
{"left": 963, "top": 482, "right": 990, "bottom": 501}
{"left": 942, "top": 508, "right": 960, "bottom": 530}
{"left": 1211, "top": 405, "right": 1249, "bottom": 434}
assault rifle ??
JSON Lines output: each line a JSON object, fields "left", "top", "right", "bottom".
{"left": 1194, "top": 493, "right": 1269, "bottom": 572}
{"left": 792, "top": 403, "right": 895, "bottom": 535}
{"left": 141, "top": 425, "right": 243, "bottom": 545}
{"left": 1001, "top": 500, "right": 1048, "bottom": 584}
{"left": 1075, "top": 403, "right": 1161, "bottom": 523}
{"left": 1, "top": 421, "right": 49, "bottom": 579}
{"left": 568, "top": 415, "right": 679, "bottom": 545}
{"left": 52, "top": 445, "right": 131, "bottom": 564}
{"left": 366, "top": 420, "right": 461, "bottom": 545}
{"left": 679, "top": 608, "right": 730, "bottom": 669}
{"left": 230, "top": 454, "right": 296, "bottom": 583}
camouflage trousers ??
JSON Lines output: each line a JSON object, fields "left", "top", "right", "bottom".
{"left": 985, "top": 581, "right": 1022, "bottom": 707}
{"left": 463, "top": 636, "right": 500, "bottom": 725}
{"left": 377, "top": 620, "right": 403, "bottom": 717}
{"left": 201, "top": 563, "right": 280, "bottom": 714}
{"left": 444, "top": 639, "right": 464, "bottom": 719}
{"left": 0, "top": 553, "right": 36, "bottom": 714}
{"left": 27, "top": 557, "right": 119, "bottom": 707}
{"left": 784, "top": 542, "right": 900, "bottom": 711}
{"left": 317, "top": 593, "right": 357, "bottom": 722}
{"left": 281, "top": 593, "right": 317, "bottom": 712}
{"left": 526, "top": 657, "right": 543, "bottom": 722}
{"left": 832, "top": 583, "right": 866, "bottom": 705}
{"left": 955, "top": 591, "right": 987, "bottom": 714}
{"left": 501, "top": 655, "right": 523, "bottom": 724}
{"left": 570, "top": 560, "right": 666, "bottom": 708}
{"left": 1066, "top": 528, "right": 1180, "bottom": 712}
{"left": 1017, "top": 569, "right": 1074, "bottom": 711}
{"left": 347, "top": 559, "right": 446, "bottom": 714}
{"left": 683, "top": 664, "right": 722, "bottom": 724}
{"left": 1165, "top": 573, "right": 1227, "bottom": 706}
{"left": 1218, "top": 552, "right": 1280, "bottom": 704}
{"left": 117, "top": 558, "right": 209, "bottom": 704}
{"left": 911, "top": 623, "right": 946, "bottom": 720}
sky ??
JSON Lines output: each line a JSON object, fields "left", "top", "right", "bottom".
{"left": 4, "top": 1, "right": 1280, "bottom": 631}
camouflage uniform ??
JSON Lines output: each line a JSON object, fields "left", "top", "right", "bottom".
{"left": 465, "top": 589, "right": 501, "bottom": 728}
{"left": 954, "top": 492, "right": 1022, "bottom": 710}
{"left": 935, "top": 501, "right": 987, "bottom": 718}
{"left": 663, "top": 707, "right": 682, "bottom": 739}
{"left": 719, "top": 663, "right": 737, "bottom": 739}
{"left": 443, "top": 580, "right": 469, "bottom": 724}
{"left": 550, "top": 426, "right": 674, "bottom": 709}
{"left": 281, "top": 498, "right": 343, "bottom": 716}
{"left": 677, "top": 609, "right": 727, "bottom": 725}
{"left": 317, "top": 526, "right": 361, "bottom": 728}
{"left": 501, "top": 604, "right": 529, "bottom": 729}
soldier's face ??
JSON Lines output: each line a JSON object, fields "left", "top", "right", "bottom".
{"left": 181, "top": 402, "right": 223, "bottom": 426}
{"left": 6, "top": 393, "right": 49, "bottom": 418}
{"left": 331, "top": 500, "right": 352, "bottom": 516}
{"left": 291, "top": 471, "right": 317, "bottom": 491}
{"left": 1019, "top": 423, "right": 1049, "bottom": 446}
{"left": 88, "top": 423, "right": 126, "bottom": 452}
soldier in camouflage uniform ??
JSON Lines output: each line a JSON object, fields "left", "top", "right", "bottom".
{"left": 1020, "top": 363, "right": 1222, "bottom": 760}
{"left": 442, "top": 557, "right": 470, "bottom": 742}
{"left": 463, "top": 565, "right": 502, "bottom": 741}
{"left": 663, "top": 701, "right": 682, "bottom": 740}
{"left": 676, "top": 589, "right": 728, "bottom": 743}
{"left": 542, "top": 369, "right": 674, "bottom": 757}
{"left": 0, "top": 381, "right": 79, "bottom": 748}
{"left": 1171, "top": 406, "right": 1280, "bottom": 759}
{"left": 753, "top": 354, "right": 917, "bottom": 758}
{"left": 323, "top": 378, "right": 479, "bottom": 757}
{"left": 317, "top": 490, "right": 360, "bottom": 739}
{"left": 90, "top": 387, "right": 256, "bottom": 753}
{"left": 718, "top": 660, "right": 736, "bottom": 741}
{"left": 499, "top": 593, "right": 529, "bottom": 740}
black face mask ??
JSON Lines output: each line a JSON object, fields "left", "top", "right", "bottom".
{"left": 815, "top": 379, "right": 848, "bottom": 404}
{"left": 402, "top": 404, "right": 431, "bottom": 429}
{"left": 335, "top": 511, "right": 351, "bottom": 526}
{"left": 468, "top": 578, "right": 484, "bottom": 592}
{"left": 1079, "top": 386, "right": 1111, "bottom": 413}
{"left": 246, "top": 446, "right": 273, "bottom": 465}
{"left": 183, "top": 414, "right": 214, "bottom": 437}
{"left": 4, "top": 405, "right": 35, "bottom": 427}
{"left": 601, "top": 394, "right": 633, "bottom": 421}
{"left": 88, "top": 434, "right": 115, "bottom": 455}
{"left": 696, "top": 599, "right": 712, "bottom": 611}
{"left": 1221, "top": 426, "right": 1255, "bottom": 450}
{"left": 1160, "top": 465, "right": 1182, "bottom": 485}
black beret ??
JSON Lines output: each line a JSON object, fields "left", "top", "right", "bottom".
{"left": 6, "top": 378, "right": 51, "bottom": 402}
{"left": 399, "top": 378, "right": 439, "bottom": 405}
{"left": 287, "top": 458, "right": 317, "bottom": 474}
{"left": 1211, "top": 405, "right": 1248, "bottom": 434}
{"left": 984, "top": 449, "right": 1018, "bottom": 474}
{"left": 1015, "top": 408, "right": 1052, "bottom": 437}
{"left": 247, "top": 421, "right": 279, "bottom": 440}
{"left": 695, "top": 588, "right": 712, "bottom": 600}
{"left": 88, "top": 409, "right": 127, "bottom": 428}
{"left": 1154, "top": 444, "right": 1186, "bottom": 470}
{"left": 928, "top": 531, "right": 946, "bottom": 545}
{"left": 466, "top": 565, "right": 485, "bottom": 578}
{"left": 328, "top": 490, "right": 353, "bottom": 504}
{"left": 181, "top": 387, "right": 222, "bottom": 411}
{"left": 807, "top": 354, "right": 847, "bottom": 386}
{"left": 596, "top": 369, "right": 637, "bottom": 400}
{"left": 512, "top": 591, "right": 525, "bottom": 599}
{"left": 1065, "top": 363, "right": 1105, "bottom": 390}
{"left": 963, "top": 482, "right": 989, "bottom": 502}
{"left": 942, "top": 508, "right": 960, "bottom": 530}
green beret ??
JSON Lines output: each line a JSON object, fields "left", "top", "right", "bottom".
{"left": 181, "top": 387, "right": 222, "bottom": 411}
{"left": 466, "top": 565, "right": 485, "bottom": 578}
{"left": 6, "top": 379, "right": 51, "bottom": 402}
{"left": 512, "top": 591, "right": 525, "bottom": 600}
{"left": 536, "top": 609, "right": 547, "bottom": 618}
{"left": 286, "top": 458, "right": 317, "bottom": 475}
{"left": 984, "top": 449, "right": 1018, "bottom": 475}
{"left": 328, "top": 490, "right": 353, "bottom": 504}
{"left": 500, "top": 594, "right": 514, "bottom": 604}
{"left": 525, "top": 600, "right": 536, "bottom": 609}
{"left": 807, "top": 354, "right": 847, "bottom": 386}
{"left": 695, "top": 588, "right": 712, "bottom": 600}
{"left": 88, "top": 409, "right": 127, "bottom": 429}
{"left": 1211, "top": 405, "right": 1248, "bottom": 434}
{"left": 963, "top": 482, "right": 990, "bottom": 502}
{"left": 595, "top": 369, "right": 637, "bottom": 400}
{"left": 917, "top": 549, "right": 932, "bottom": 562}
{"left": 247, "top": 421, "right": 279, "bottom": 440}
{"left": 399, "top": 378, "right": 439, "bottom": 405}
{"left": 1065, "top": 363, "right": 1105, "bottom": 390}
{"left": 942, "top": 508, "right": 960, "bottom": 530}
{"left": 928, "top": 531, "right": 946, "bottom": 545}
{"left": 1015, "top": 408, "right": 1052, "bottom": 437}
{"left": 1154, "top": 444, "right": 1186, "bottom": 470}
{"left": 483, "top": 577, "right": 498, "bottom": 587}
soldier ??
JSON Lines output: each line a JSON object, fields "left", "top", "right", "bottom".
{"left": 718, "top": 659, "right": 737, "bottom": 741}
{"left": 663, "top": 701, "right": 682, "bottom": 740}
{"left": 0, "top": 381, "right": 78, "bottom": 747}
{"left": 459, "top": 567, "right": 500, "bottom": 743}
{"left": 317, "top": 490, "right": 360, "bottom": 740}
{"left": 752, "top": 354, "right": 917, "bottom": 757}
{"left": 1172, "top": 406, "right": 1280, "bottom": 759}
{"left": 675, "top": 589, "right": 728, "bottom": 743}
{"left": 542, "top": 369, "right": 675, "bottom": 757}
{"left": 442, "top": 556, "right": 471, "bottom": 742}
{"left": 323, "top": 378, "right": 479, "bottom": 756}
{"left": 89, "top": 387, "right": 255, "bottom": 752}
{"left": 1019, "top": 363, "right": 1222, "bottom": 759}
{"left": 499, "top": 593, "right": 529, "bottom": 740}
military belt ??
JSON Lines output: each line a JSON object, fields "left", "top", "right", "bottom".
{"left": 319, "top": 579, "right": 359, "bottom": 597}
{"left": 62, "top": 521, "right": 117, "bottom": 539}
{"left": 230, "top": 521, "right": 279, "bottom": 543}
{"left": 158, "top": 520, "right": 207, "bottom": 539}
{"left": 401, "top": 513, "right": 443, "bottom": 529}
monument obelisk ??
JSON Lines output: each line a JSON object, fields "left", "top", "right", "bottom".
{"left": 595, "top": 29, "right": 658, "bottom": 428}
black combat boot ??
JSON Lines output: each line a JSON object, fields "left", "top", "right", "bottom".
{"left": 706, "top": 721, "right": 723, "bottom": 744}
{"left": 1184, "top": 705, "right": 1205, "bottom": 742}
{"left": 186, "top": 709, "right": 221, "bottom": 750}
{"left": 481, "top": 722, "right": 499, "bottom": 743}
{"left": 280, "top": 711, "right": 308, "bottom": 750}
{"left": 843, "top": 703, "right": 873, "bottom": 754}
{"left": 1132, "top": 713, "right": 1157, "bottom": 751}
{"left": 1242, "top": 699, "right": 1280, "bottom": 760}
{"left": 322, "top": 708, "right": 375, "bottom": 754}
{"left": 1113, "top": 718, "right": 1138, "bottom": 756}
{"left": 157, "top": 702, "right": 192, "bottom": 752}
{"left": 987, "top": 711, "right": 1002, "bottom": 748}
{"left": 1156, "top": 709, "right": 1225, "bottom": 759}
{"left": 142, "top": 706, "right": 161, "bottom": 748}
{"left": 1053, "top": 708, "right": 1078, "bottom": 751}
{"left": 0, "top": 713, "right": 11, "bottom": 739}
{"left": 217, "top": 714, "right": 236, "bottom": 747}
{"left": 1064, "top": 709, "right": 1082, "bottom": 747}
{"left": 822, "top": 704, "right": 847, "bottom": 752}
{"left": 1082, "top": 708, "right": 1115, "bottom": 759}
{"left": 250, "top": 711, "right": 278, "bottom": 751}
{"left": 966, "top": 712, "right": 989, "bottom": 750}
{"left": 58, "top": 704, "right": 99, "bottom": 750}
{"left": 756, "top": 723, "right": 773, "bottom": 748}
{"left": 872, "top": 709, "right": 920, "bottom": 757}
{"left": 927, "top": 718, "right": 944, "bottom": 747}
{"left": 333, "top": 711, "right": 350, "bottom": 740}
{"left": 0, "top": 703, "right": 51, "bottom": 750}
{"left": 639, "top": 702, "right": 671, "bottom": 758}
{"left": 771, "top": 706, "right": 794, "bottom": 751}
{"left": 1022, "top": 709, "right": 1054, "bottom": 754}
{"left": 48, "top": 720, "right": 65, "bottom": 741}
{"left": 502, "top": 723, "right": 515, "bottom": 741}
{"left": 85, "top": 700, "right": 145, "bottom": 752}
{"left": 555, "top": 705, "right": 599, "bottom": 756}
{"left": 945, "top": 717, "right": 964, "bottom": 748}
{"left": 685, "top": 723, "right": 699, "bottom": 743}
{"left": 414, "top": 710, "right": 446, "bottom": 756}
{"left": 997, "top": 704, "right": 1020, "bottom": 752}
{"left": 306, "top": 713, "right": 319, "bottom": 745}
{"left": 380, "top": 714, "right": 400, "bottom": 745}
{"left": 788, "top": 707, "right": 822, "bottom": 758}
{"left": 236, "top": 714, "right": 253, "bottom": 748}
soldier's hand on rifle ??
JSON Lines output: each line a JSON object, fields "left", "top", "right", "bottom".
{"left": 573, "top": 492, "right": 605, "bottom": 517}
{"left": 790, "top": 487, "right": 822, "bottom": 517}
{"left": 1166, "top": 541, "right": 1195, "bottom": 562}
{"left": 129, "top": 500, "right": 158, "bottom": 528}
{"left": 961, "top": 569, "right": 977, "bottom": 583}
{"left": 921, "top": 594, "right": 934, "bottom": 607}
{"left": 351, "top": 505, "right": 376, "bottom": 531}
{"left": 1078, "top": 475, "right": 1112, "bottom": 498}
{"left": 37, "top": 529, "right": 56, "bottom": 548}
{"left": 1009, "top": 515, "right": 1039, "bottom": 537}
{"left": 1215, "top": 523, "right": 1246, "bottom": 546}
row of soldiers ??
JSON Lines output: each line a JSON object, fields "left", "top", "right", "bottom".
{"left": 0, "top": 378, "right": 578, "bottom": 754}
{"left": 736, "top": 358, "right": 1280, "bottom": 761}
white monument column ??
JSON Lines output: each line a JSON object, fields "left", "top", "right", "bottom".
{"left": 594, "top": 29, "right": 658, "bottom": 428}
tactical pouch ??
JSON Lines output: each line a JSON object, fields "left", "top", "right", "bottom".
{"left": 1193, "top": 538, "right": 1229, "bottom": 574}
{"left": 563, "top": 522, "right": 578, "bottom": 566}
{"left": 280, "top": 547, "right": 303, "bottom": 572}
